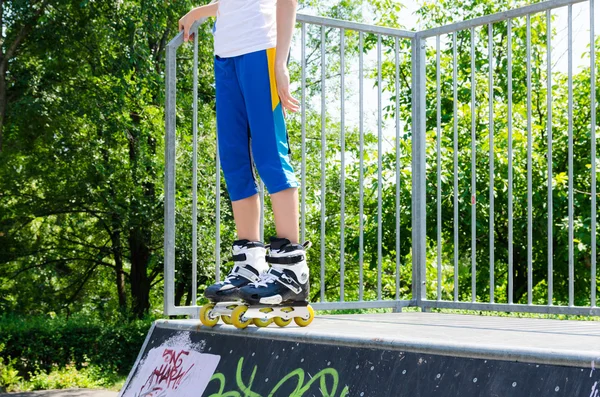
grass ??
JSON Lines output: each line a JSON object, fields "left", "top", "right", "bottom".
{"left": 1, "top": 360, "right": 126, "bottom": 393}
{"left": 0, "top": 315, "right": 151, "bottom": 393}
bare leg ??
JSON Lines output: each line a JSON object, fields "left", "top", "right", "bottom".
{"left": 231, "top": 194, "right": 261, "bottom": 241}
{"left": 270, "top": 187, "right": 299, "bottom": 244}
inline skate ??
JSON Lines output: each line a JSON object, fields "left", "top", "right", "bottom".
{"left": 230, "top": 237, "right": 314, "bottom": 329}
{"left": 199, "top": 240, "right": 268, "bottom": 327}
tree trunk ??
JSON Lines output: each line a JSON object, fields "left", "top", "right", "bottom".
{"left": 110, "top": 223, "right": 127, "bottom": 310}
{"left": 185, "top": 288, "right": 192, "bottom": 306}
{"left": 127, "top": 110, "right": 154, "bottom": 318}
{"left": 129, "top": 227, "right": 151, "bottom": 317}
{"left": 175, "top": 279, "right": 186, "bottom": 307}
{"left": 0, "top": 71, "right": 5, "bottom": 152}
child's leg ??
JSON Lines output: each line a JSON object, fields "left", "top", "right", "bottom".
{"left": 270, "top": 188, "right": 299, "bottom": 244}
{"left": 235, "top": 48, "right": 300, "bottom": 243}
{"left": 231, "top": 195, "right": 261, "bottom": 242}
{"left": 215, "top": 55, "right": 261, "bottom": 241}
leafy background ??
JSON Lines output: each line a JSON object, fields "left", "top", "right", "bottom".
{"left": 0, "top": 0, "right": 599, "bottom": 390}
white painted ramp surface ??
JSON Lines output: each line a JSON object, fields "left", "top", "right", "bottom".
{"left": 159, "top": 312, "right": 600, "bottom": 367}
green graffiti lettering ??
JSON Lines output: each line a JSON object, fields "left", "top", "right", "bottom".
{"left": 207, "top": 373, "right": 241, "bottom": 397}
{"left": 208, "top": 357, "right": 349, "bottom": 397}
{"left": 235, "top": 357, "right": 262, "bottom": 397}
{"left": 267, "top": 368, "right": 304, "bottom": 397}
{"left": 298, "top": 368, "right": 338, "bottom": 397}
{"left": 339, "top": 386, "right": 350, "bottom": 397}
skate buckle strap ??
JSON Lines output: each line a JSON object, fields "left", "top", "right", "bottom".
{"left": 231, "top": 265, "right": 261, "bottom": 283}
{"left": 231, "top": 253, "right": 247, "bottom": 262}
{"left": 269, "top": 269, "right": 302, "bottom": 294}
{"left": 266, "top": 254, "right": 304, "bottom": 265}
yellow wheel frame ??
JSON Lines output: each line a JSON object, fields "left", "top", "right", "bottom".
{"left": 294, "top": 305, "right": 315, "bottom": 327}
{"left": 253, "top": 317, "right": 273, "bottom": 327}
{"left": 231, "top": 305, "right": 252, "bottom": 329}
{"left": 220, "top": 304, "right": 237, "bottom": 325}
{"left": 200, "top": 304, "right": 219, "bottom": 327}
{"left": 274, "top": 317, "right": 292, "bottom": 327}
{"left": 253, "top": 307, "right": 274, "bottom": 327}
{"left": 274, "top": 307, "right": 294, "bottom": 327}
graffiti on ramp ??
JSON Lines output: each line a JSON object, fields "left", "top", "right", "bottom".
{"left": 122, "top": 332, "right": 220, "bottom": 397}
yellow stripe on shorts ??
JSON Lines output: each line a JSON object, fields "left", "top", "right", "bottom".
{"left": 267, "top": 48, "right": 280, "bottom": 111}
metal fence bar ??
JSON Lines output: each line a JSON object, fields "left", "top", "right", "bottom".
{"left": 592, "top": 0, "right": 597, "bottom": 308}
{"left": 471, "top": 27, "right": 477, "bottom": 303}
{"left": 320, "top": 24, "right": 326, "bottom": 303}
{"left": 418, "top": 0, "right": 586, "bottom": 38}
{"left": 359, "top": 32, "right": 365, "bottom": 302}
{"left": 488, "top": 23, "right": 495, "bottom": 304}
{"left": 436, "top": 35, "right": 442, "bottom": 301}
{"left": 395, "top": 37, "right": 401, "bottom": 301}
{"left": 191, "top": 26, "right": 199, "bottom": 305}
{"left": 507, "top": 19, "right": 514, "bottom": 305}
{"left": 163, "top": 32, "right": 180, "bottom": 315}
{"left": 412, "top": 36, "right": 427, "bottom": 306}
{"left": 301, "top": 22, "right": 307, "bottom": 244}
{"left": 377, "top": 34, "right": 383, "bottom": 301}
{"left": 453, "top": 32, "right": 459, "bottom": 303}
{"left": 340, "top": 28, "right": 346, "bottom": 302}
{"left": 568, "top": 4, "right": 574, "bottom": 307}
{"left": 527, "top": 14, "right": 533, "bottom": 306}
{"left": 547, "top": 9, "right": 554, "bottom": 306}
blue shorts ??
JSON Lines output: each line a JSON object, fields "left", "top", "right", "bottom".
{"left": 215, "top": 48, "right": 298, "bottom": 202}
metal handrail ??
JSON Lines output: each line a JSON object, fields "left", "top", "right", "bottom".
{"left": 417, "top": 0, "right": 587, "bottom": 37}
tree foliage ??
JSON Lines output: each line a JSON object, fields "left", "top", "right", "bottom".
{"left": 1, "top": 0, "right": 598, "bottom": 320}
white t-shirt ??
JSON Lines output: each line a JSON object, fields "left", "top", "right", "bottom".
{"left": 213, "top": 0, "right": 277, "bottom": 58}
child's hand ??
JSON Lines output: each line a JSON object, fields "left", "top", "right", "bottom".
{"left": 275, "top": 63, "right": 300, "bottom": 113}
{"left": 178, "top": 3, "right": 218, "bottom": 42}
{"left": 179, "top": 12, "right": 196, "bottom": 42}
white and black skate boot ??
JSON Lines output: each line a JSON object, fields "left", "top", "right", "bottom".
{"left": 230, "top": 237, "right": 315, "bottom": 329}
{"left": 199, "top": 240, "right": 268, "bottom": 327}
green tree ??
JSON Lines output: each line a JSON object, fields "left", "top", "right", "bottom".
{"left": 0, "top": 0, "right": 215, "bottom": 318}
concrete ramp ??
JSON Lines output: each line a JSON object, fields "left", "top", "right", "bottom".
{"left": 119, "top": 313, "right": 600, "bottom": 397}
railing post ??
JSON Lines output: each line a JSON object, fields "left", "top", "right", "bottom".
{"left": 164, "top": 32, "right": 182, "bottom": 316}
{"left": 412, "top": 35, "right": 427, "bottom": 308}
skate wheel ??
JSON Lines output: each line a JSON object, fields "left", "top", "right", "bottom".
{"left": 231, "top": 305, "right": 252, "bottom": 329}
{"left": 274, "top": 317, "right": 292, "bottom": 327}
{"left": 294, "top": 305, "right": 315, "bottom": 327}
{"left": 200, "top": 304, "right": 219, "bottom": 327}
{"left": 221, "top": 315, "right": 232, "bottom": 325}
{"left": 253, "top": 318, "right": 273, "bottom": 327}
{"left": 274, "top": 307, "right": 294, "bottom": 327}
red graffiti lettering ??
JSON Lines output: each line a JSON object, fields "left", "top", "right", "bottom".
{"left": 140, "top": 349, "right": 195, "bottom": 395}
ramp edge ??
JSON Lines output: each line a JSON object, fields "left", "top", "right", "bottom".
{"left": 154, "top": 319, "right": 599, "bottom": 369}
